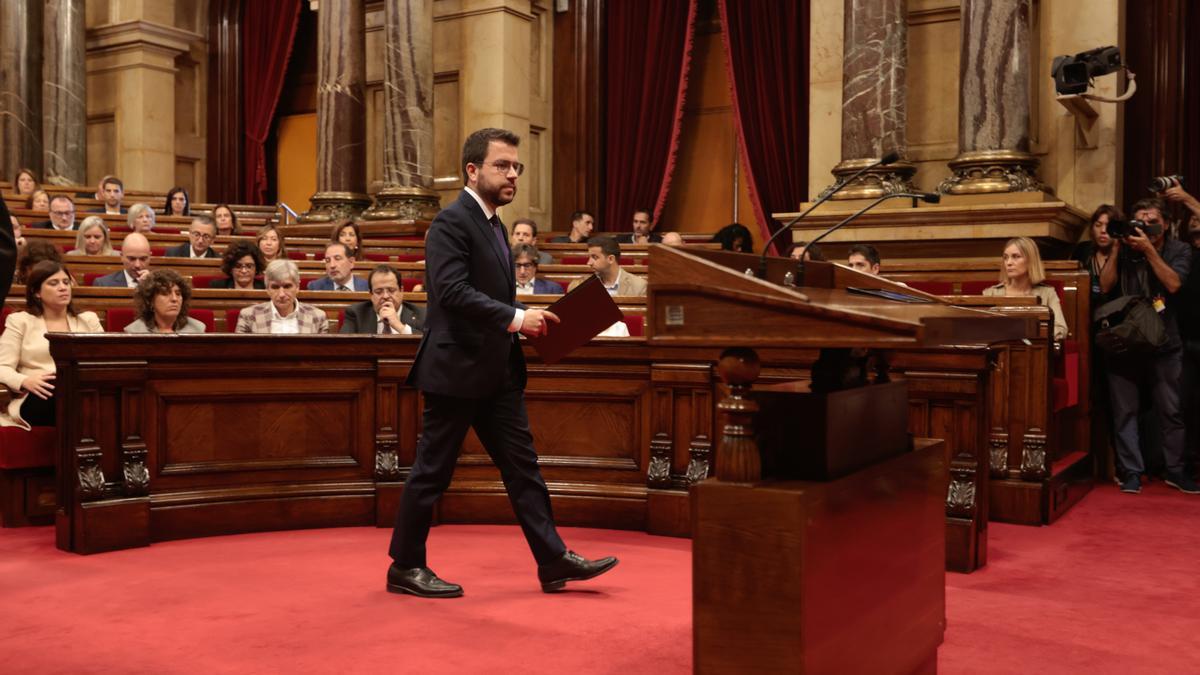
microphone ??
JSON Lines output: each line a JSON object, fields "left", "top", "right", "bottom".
{"left": 758, "top": 150, "right": 900, "bottom": 276}
{"left": 793, "top": 191, "right": 940, "bottom": 286}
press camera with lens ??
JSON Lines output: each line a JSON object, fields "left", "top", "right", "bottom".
{"left": 1149, "top": 175, "right": 1183, "bottom": 192}
{"left": 1106, "top": 219, "right": 1161, "bottom": 239}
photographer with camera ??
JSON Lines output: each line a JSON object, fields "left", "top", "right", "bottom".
{"left": 1100, "top": 196, "right": 1196, "bottom": 494}
{"left": 1162, "top": 180, "right": 1200, "bottom": 480}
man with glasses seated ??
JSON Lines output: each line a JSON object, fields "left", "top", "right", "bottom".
{"left": 339, "top": 264, "right": 425, "bottom": 334}
{"left": 30, "top": 195, "right": 77, "bottom": 231}
{"left": 512, "top": 243, "right": 562, "bottom": 295}
{"left": 165, "top": 216, "right": 220, "bottom": 258}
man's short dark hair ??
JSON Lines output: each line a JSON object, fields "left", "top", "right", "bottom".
{"left": 368, "top": 264, "right": 400, "bottom": 291}
{"left": 326, "top": 241, "right": 354, "bottom": 259}
{"left": 48, "top": 194, "right": 74, "bottom": 210}
{"left": 587, "top": 236, "right": 620, "bottom": 260}
{"left": 513, "top": 218, "right": 538, "bottom": 237}
{"left": 103, "top": 176, "right": 124, "bottom": 191}
{"left": 571, "top": 210, "right": 593, "bottom": 223}
{"left": 788, "top": 240, "right": 825, "bottom": 261}
{"left": 1131, "top": 197, "right": 1168, "bottom": 220}
{"left": 848, "top": 243, "right": 880, "bottom": 266}
{"left": 461, "top": 128, "right": 520, "bottom": 183}
{"left": 512, "top": 242, "right": 539, "bottom": 266}
{"left": 633, "top": 208, "right": 652, "bottom": 222}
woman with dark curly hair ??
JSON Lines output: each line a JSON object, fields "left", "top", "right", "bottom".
{"left": 711, "top": 223, "right": 754, "bottom": 252}
{"left": 164, "top": 187, "right": 190, "bottom": 217}
{"left": 210, "top": 240, "right": 266, "bottom": 290}
{"left": 124, "top": 269, "right": 205, "bottom": 334}
{"left": 331, "top": 220, "right": 362, "bottom": 258}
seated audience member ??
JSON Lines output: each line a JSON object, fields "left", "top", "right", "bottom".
{"left": 510, "top": 218, "right": 553, "bottom": 264}
{"left": 67, "top": 217, "right": 116, "bottom": 256}
{"left": 788, "top": 240, "right": 825, "bottom": 261}
{"left": 17, "top": 241, "right": 63, "bottom": 284}
{"left": 31, "top": 195, "right": 76, "bottom": 231}
{"left": 124, "top": 269, "right": 206, "bottom": 334}
{"left": 13, "top": 168, "right": 39, "bottom": 196}
{"left": 1101, "top": 197, "right": 1194, "bottom": 494}
{"left": 551, "top": 210, "right": 595, "bottom": 243}
{"left": 256, "top": 223, "right": 287, "bottom": 262}
{"left": 568, "top": 236, "right": 647, "bottom": 296}
{"left": 309, "top": 242, "right": 368, "bottom": 291}
{"left": 163, "top": 187, "right": 191, "bottom": 217}
{"left": 711, "top": 223, "right": 753, "bottom": 252}
{"left": 846, "top": 243, "right": 881, "bottom": 275}
{"left": 512, "top": 243, "right": 563, "bottom": 295}
{"left": 166, "top": 216, "right": 219, "bottom": 258}
{"left": 0, "top": 261, "right": 102, "bottom": 429}
{"left": 1072, "top": 204, "right": 1123, "bottom": 310}
{"left": 93, "top": 176, "right": 126, "bottom": 214}
{"left": 127, "top": 203, "right": 156, "bottom": 232}
{"left": 982, "top": 236, "right": 1067, "bottom": 341}
{"left": 213, "top": 204, "right": 239, "bottom": 236}
{"left": 620, "top": 209, "right": 662, "bottom": 245}
{"left": 93, "top": 232, "right": 152, "bottom": 288}
{"left": 332, "top": 220, "right": 362, "bottom": 258}
{"left": 25, "top": 189, "right": 50, "bottom": 212}
{"left": 211, "top": 241, "right": 266, "bottom": 290}
{"left": 660, "top": 231, "right": 685, "bottom": 247}
{"left": 340, "top": 264, "right": 425, "bottom": 334}
{"left": 236, "top": 259, "right": 329, "bottom": 334}
{"left": 10, "top": 215, "right": 26, "bottom": 249}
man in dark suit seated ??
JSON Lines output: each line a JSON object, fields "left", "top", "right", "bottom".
{"left": 549, "top": 210, "right": 595, "bottom": 243}
{"left": 339, "top": 264, "right": 425, "bottom": 334}
{"left": 509, "top": 218, "right": 553, "bottom": 264}
{"left": 512, "top": 243, "right": 563, "bottom": 295}
{"left": 164, "top": 216, "right": 220, "bottom": 258}
{"left": 29, "top": 195, "right": 77, "bottom": 231}
{"left": 617, "top": 208, "right": 662, "bottom": 245}
{"left": 386, "top": 127, "right": 617, "bottom": 599}
{"left": 92, "top": 232, "right": 152, "bottom": 288}
{"left": 308, "top": 242, "right": 369, "bottom": 291}
{"left": 90, "top": 176, "right": 127, "bottom": 214}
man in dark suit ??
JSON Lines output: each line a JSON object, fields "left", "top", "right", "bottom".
{"left": 29, "top": 195, "right": 77, "bottom": 231}
{"left": 339, "top": 264, "right": 425, "bottom": 334}
{"left": 512, "top": 243, "right": 563, "bottom": 295}
{"left": 164, "top": 216, "right": 220, "bottom": 258}
{"left": 307, "top": 242, "right": 369, "bottom": 291}
{"left": 89, "top": 176, "right": 127, "bottom": 214}
{"left": 93, "top": 232, "right": 152, "bottom": 288}
{"left": 387, "top": 128, "right": 618, "bottom": 598}
{"left": 617, "top": 208, "right": 662, "bottom": 245}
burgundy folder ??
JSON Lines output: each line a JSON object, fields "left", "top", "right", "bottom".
{"left": 524, "top": 275, "right": 625, "bottom": 364}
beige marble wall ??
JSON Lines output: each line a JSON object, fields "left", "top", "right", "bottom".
{"left": 810, "top": 0, "right": 1121, "bottom": 211}
{"left": 84, "top": 0, "right": 207, "bottom": 196}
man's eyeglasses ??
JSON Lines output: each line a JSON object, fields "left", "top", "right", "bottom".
{"left": 190, "top": 232, "right": 215, "bottom": 242}
{"left": 233, "top": 262, "right": 256, "bottom": 271}
{"left": 50, "top": 210, "right": 74, "bottom": 218}
{"left": 514, "top": 262, "right": 537, "bottom": 269}
{"left": 479, "top": 160, "right": 525, "bottom": 177}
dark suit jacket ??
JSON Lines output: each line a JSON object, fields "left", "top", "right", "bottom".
{"left": 0, "top": 198, "right": 15, "bottom": 300}
{"left": 339, "top": 300, "right": 425, "bottom": 334}
{"left": 208, "top": 277, "right": 265, "bottom": 290}
{"left": 89, "top": 207, "right": 126, "bottom": 214}
{"left": 409, "top": 190, "right": 523, "bottom": 398}
{"left": 92, "top": 270, "right": 132, "bottom": 287}
{"left": 618, "top": 232, "right": 662, "bottom": 244}
{"left": 529, "top": 278, "right": 564, "bottom": 294}
{"left": 165, "top": 243, "right": 219, "bottom": 258}
{"left": 29, "top": 220, "right": 75, "bottom": 231}
{"left": 307, "top": 275, "right": 369, "bottom": 291}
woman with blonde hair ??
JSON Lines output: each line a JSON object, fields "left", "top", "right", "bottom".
{"left": 127, "top": 203, "right": 156, "bottom": 232}
{"left": 983, "top": 236, "right": 1067, "bottom": 341}
{"left": 255, "top": 223, "right": 288, "bottom": 262}
{"left": 25, "top": 189, "right": 50, "bottom": 211}
{"left": 67, "top": 216, "right": 116, "bottom": 256}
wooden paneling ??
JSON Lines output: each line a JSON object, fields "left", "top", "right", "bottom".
{"left": 551, "top": 0, "right": 604, "bottom": 230}
{"left": 206, "top": 0, "right": 242, "bottom": 203}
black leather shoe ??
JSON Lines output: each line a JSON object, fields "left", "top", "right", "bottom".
{"left": 537, "top": 550, "right": 619, "bottom": 592}
{"left": 386, "top": 564, "right": 463, "bottom": 598}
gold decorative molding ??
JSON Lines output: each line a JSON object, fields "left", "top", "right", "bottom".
{"left": 827, "top": 158, "right": 918, "bottom": 201}
{"left": 362, "top": 185, "right": 441, "bottom": 221}
{"left": 938, "top": 150, "right": 1047, "bottom": 196}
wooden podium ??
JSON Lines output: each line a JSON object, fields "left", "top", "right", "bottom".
{"left": 646, "top": 246, "right": 1033, "bottom": 674}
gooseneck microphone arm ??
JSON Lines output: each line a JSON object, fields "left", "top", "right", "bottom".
{"left": 757, "top": 150, "right": 900, "bottom": 278}
{"left": 790, "top": 191, "right": 941, "bottom": 287}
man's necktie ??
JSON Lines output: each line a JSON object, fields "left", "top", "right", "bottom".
{"left": 489, "top": 215, "right": 510, "bottom": 266}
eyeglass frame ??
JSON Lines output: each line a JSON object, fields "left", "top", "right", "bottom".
{"left": 475, "top": 160, "right": 525, "bottom": 177}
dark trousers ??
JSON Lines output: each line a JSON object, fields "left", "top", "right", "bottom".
{"left": 1107, "top": 348, "right": 1185, "bottom": 477}
{"left": 1182, "top": 343, "right": 1200, "bottom": 476}
{"left": 20, "top": 394, "right": 55, "bottom": 426}
{"left": 388, "top": 384, "right": 566, "bottom": 568}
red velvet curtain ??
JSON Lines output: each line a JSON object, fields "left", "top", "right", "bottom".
{"left": 242, "top": 0, "right": 301, "bottom": 205}
{"left": 718, "top": 0, "right": 809, "bottom": 254}
{"left": 603, "top": 0, "right": 697, "bottom": 232}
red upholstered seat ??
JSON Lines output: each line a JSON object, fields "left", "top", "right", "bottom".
{"left": 623, "top": 315, "right": 645, "bottom": 337}
{"left": 402, "top": 277, "right": 422, "bottom": 292}
{"left": 906, "top": 280, "right": 955, "bottom": 295}
{"left": 0, "top": 426, "right": 57, "bottom": 469}
{"left": 395, "top": 254, "right": 423, "bottom": 263}
{"left": 190, "top": 309, "right": 215, "bottom": 333}
{"left": 961, "top": 280, "right": 993, "bottom": 295}
{"left": 225, "top": 307, "right": 243, "bottom": 331}
{"left": 560, "top": 255, "right": 588, "bottom": 265}
{"left": 364, "top": 253, "right": 391, "bottom": 262}
{"left": 0, "top": 306, "right": 11, "bottom": 333}
{"left": 150, "top": 247, "right": 166, "bottom": 256}
{"left": 84, "top": 272, "right": 105, "bottom": 286}
{"left": 1053, "top": 339, "right": 1080, "bottom": 411}
{"left": 105, "top": 307, "right": 136, "bottom": 332}
{"left": 287, "top": 250, "right": 309, "bottom": 261}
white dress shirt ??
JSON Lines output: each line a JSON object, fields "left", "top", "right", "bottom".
{"left": 269, "top": 301, "right": 300, "bottom": 334}
{"left": 463, "top": 186, "right": 523, "bottom": 333}
{"left": 378, "top": 318, "right": 413, "bottom": 335}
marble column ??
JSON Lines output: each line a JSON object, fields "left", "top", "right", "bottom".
{"left": 303, "top": 0, "right": 372, "bottom": 222}
{"left": 827, "top": 0, "right": 915, "bottom": 200}
{"left": 42, "top": 0, "right": 87, "bottom": 186}
{"left": 0, "top": 0, "right": 44, "bottom": 180}
{"left": 938, "top": 0, "right": 1043, "bottom": 194}
{"left": 363, "top": 0, "right": 441, "bottom": 221}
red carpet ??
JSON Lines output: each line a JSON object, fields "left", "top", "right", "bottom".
{"left": 2, "top": 482, "right": 1197, "bottom": 673}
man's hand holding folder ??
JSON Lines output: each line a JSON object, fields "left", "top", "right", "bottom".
{"left": 523, "top": 275, "right": 625, "bottom": 364}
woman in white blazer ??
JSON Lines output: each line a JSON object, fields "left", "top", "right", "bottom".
{"left": 0, "top": 261, "right": 103, "bottom": 429}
